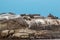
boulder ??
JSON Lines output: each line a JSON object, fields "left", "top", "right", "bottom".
{"left": 12, "top": 32, "right": 29, "bottom": 38}
{"left": 9, "top": 30, "right": 15, "bottom": 35}
{"left": 1, "top": 30, "right": 9, "bottom": 37}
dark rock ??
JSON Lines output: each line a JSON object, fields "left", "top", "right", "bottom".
{"left": 0, "top": 17, "right": 28, "bottom": 30}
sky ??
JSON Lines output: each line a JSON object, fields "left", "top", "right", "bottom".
{"left": 0, "top": 0, "right": 60, "bottom": 17}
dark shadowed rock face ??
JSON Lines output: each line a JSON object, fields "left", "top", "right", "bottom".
{"left": 7, "top": 18, "right": 28, "bottom": 30}
{"left": 0, "top": 17, "right": 28, "bottom": 30}
{"left": 47, "top": 13, "right": 59, "bottom": 19}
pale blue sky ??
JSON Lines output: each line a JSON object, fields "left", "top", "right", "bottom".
{"left": 0, "top": 0, "right": 60, "bottom": 17}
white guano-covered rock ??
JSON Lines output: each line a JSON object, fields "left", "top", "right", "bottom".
{"left": 29, "top": 19, "right": 46, "bottom": 28}
{"left": 45, "top": 19, "right": 59, "bottom": 25}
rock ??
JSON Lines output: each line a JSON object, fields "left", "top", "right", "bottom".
{"left": 29, "top": 19, "right": 47, "bottom": 30}
{"left": 1, "top": 30, "right": 9, "bottom": 37}
{"left": 29, "top": 19, "right": 60, "bottom": 30}
{"left": 23, "top": 16, "right": 31, "bottom": 20}
{"left": 12, "top": 32, "right": 29, "bottom": 38}
{"left": 7, "top": 17, "right": 28, "bottom": 29}
{"left": 9, "top": 30, "right": 15, "bottom": 35}
{"left": 0, "top": 17, "right": 28, "bottom": 30}
{"left": 12, "top": 33, "right": 21, "bottom": 38}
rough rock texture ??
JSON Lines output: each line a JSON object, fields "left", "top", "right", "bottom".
{"left": 29, "top": 19, "right": 60, "bottom": 31}
{"left": 0, "top": 13, "right": 60, "bottom": 39}
{"left": 0, "top": 17, "right": 28, "bottom": 30}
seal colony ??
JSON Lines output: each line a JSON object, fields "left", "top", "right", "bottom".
{"left": 0, "top": 12, "right": 60, "bottom": 39}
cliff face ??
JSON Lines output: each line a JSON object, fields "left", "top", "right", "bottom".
{"left": 0, "top": 13, "right": 60, "bottom": 39}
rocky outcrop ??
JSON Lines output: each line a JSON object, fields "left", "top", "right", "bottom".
{"left": 29, "top": 19, "right": 60, "bottom": 30}
{"left": 0, "top": 13, "right": 60, "bottom": 39}
{"left": 0, "top": 17, "right": 28, "bottom": 30}
{"left": 1, "top": 30, "right": 9, "bottom": 37}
